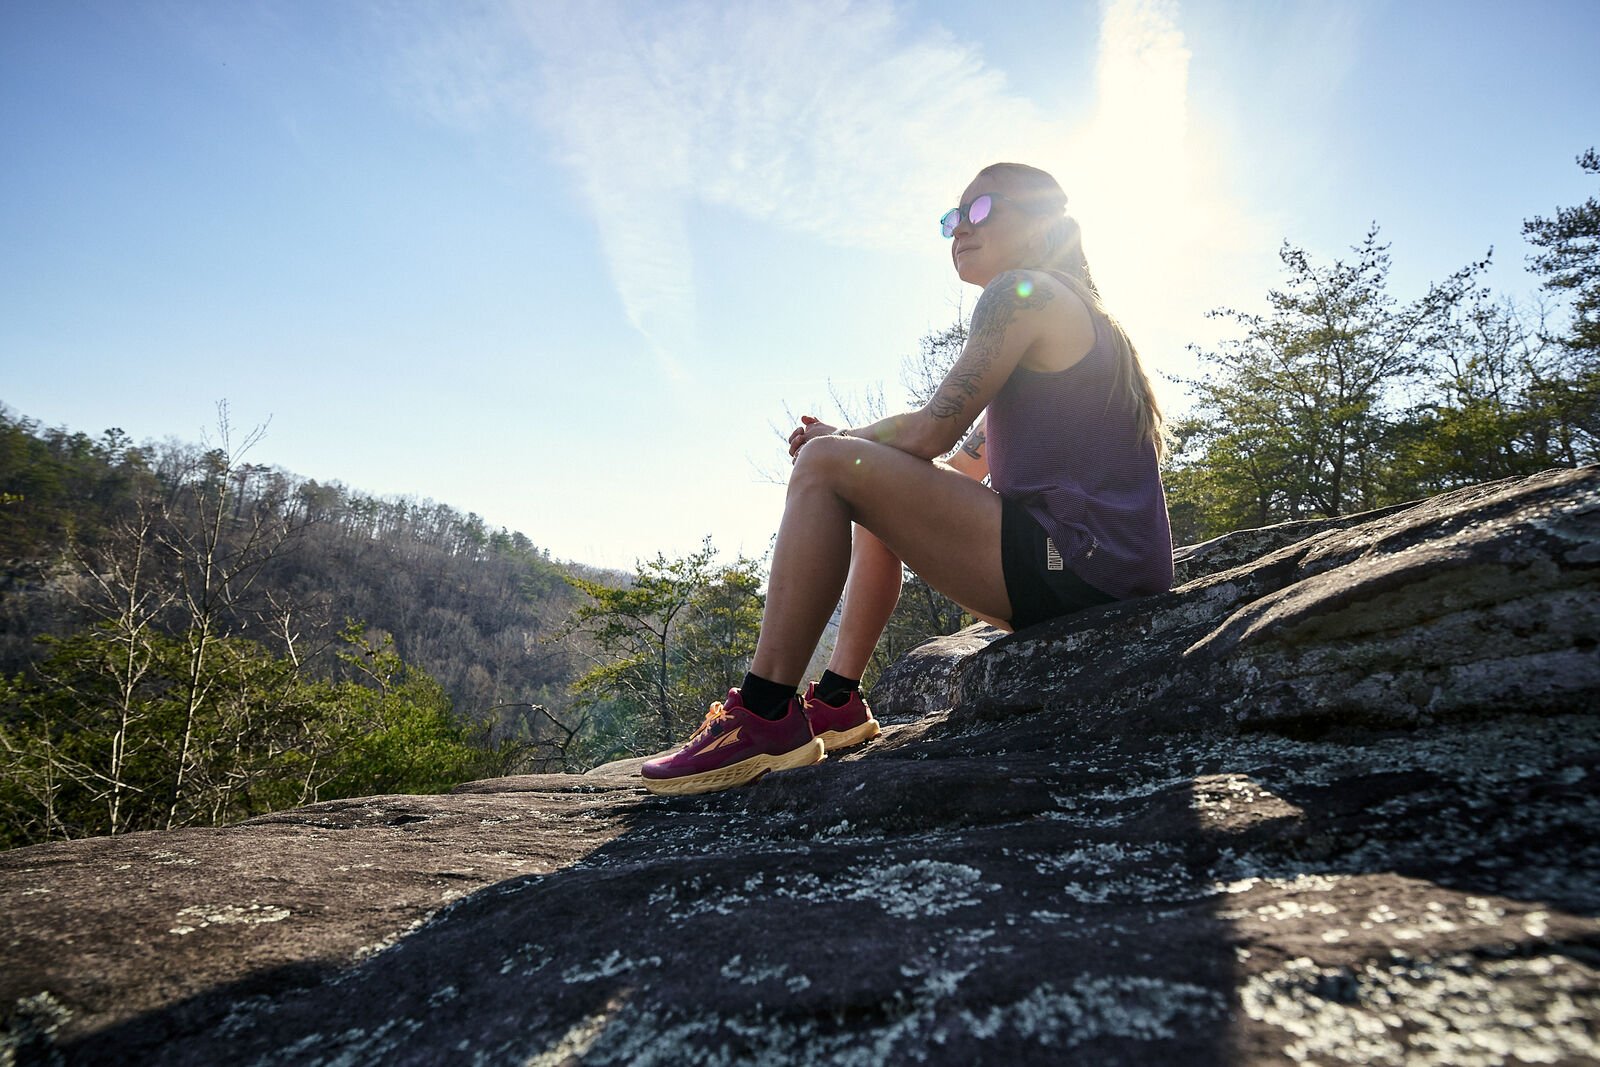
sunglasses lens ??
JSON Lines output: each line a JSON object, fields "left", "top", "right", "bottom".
{"left": 969, "top": 194, "right": 993, "bottom": 226}
{"left": 940, "top": 209, "right": 960, "bottom": 238}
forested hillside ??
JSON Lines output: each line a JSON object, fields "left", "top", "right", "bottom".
{"left": 0, "top": 407, "right": 591, "bottom": 719}
{"left": 0, "top": 406, "right": 610, "bottom": 847}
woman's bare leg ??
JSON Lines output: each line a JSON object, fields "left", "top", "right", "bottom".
{"left": 828, "top": 528, "right": 902, "bottom": 681}
{"left": 749, "top": 436, "right": 1011, "bottom": 686}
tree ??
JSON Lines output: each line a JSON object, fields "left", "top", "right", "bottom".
{"left": 146, "top": 407, "right": 307, "bottom": 828}
{"left": 1172, "top": 228, "right": 1484, "bottom": 534}
{"left": 1383, "top": 292, "right": 1587, "bottom": 496}
{"left": 561, "top": 539, "right": 759, "bottom": 751}
{"left": 677, "top": 557, "right": 765, "bottom": 705}
{"left": 902, "top": 319, "right": 969, "bottom": 408}
{"left": 56, "top": 502, "right": 173, "bottom": 835}
{"left": 305, "top": 630, "right": 487, "bottom": 801}
{"left": 1525, "top": 148, "right": 1600, "bottom": 359}
{"left": 1522, "top": 148, "right": 1600, "bottom": 460}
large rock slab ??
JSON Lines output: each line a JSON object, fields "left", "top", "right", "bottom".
{"left": 910, "top": 466, "right": 1600, "bottom": 737}
{"left": 2, "top": 467, "right": 1597, "bottom": 1065}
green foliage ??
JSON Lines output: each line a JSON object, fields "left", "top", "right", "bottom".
{"left": 561, "top": 538, "right": 765, "bottom": 758}
{"left": 0, "top": 408, "right": 153, "bottom": 560}
{"left": 307, "top": 631, "right": 487, "bottom": 800}
{"left": 677, "top": 557, "right": 765, "bottom": 701}
{"left": 1519, "top": 148, "right": 1600, "bottom": 459}
{"left": 1170, "top": 230, "right": 1500, "bottom": 538}
{"left": 1172, "top": 228, "right": 1486, "bottom": 534}
{"left": 1382, "top": 293, "right": 1578, "bottom": 498}
{"left": 0, "top": 403, "right": 585, "bottom": 771}
{"left": 0, "top": 626, "right": 488, "bottom": 849}
{"left": 1171, "top": 205, "right": 1598, "bottom": 541}
{"left": 1161, "top": 418, "right": 1272, "bottom": 546}
{"left": 1524, "top": 148, "right": 1600, "bottom": 358}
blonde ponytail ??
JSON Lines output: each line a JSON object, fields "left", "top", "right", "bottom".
{"left": 977, "top": 162, "right": 1167, "bottom": 459}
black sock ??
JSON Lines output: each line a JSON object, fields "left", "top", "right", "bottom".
{"left": 816, "top": 669, "right": 860, "bottom": 707}
{"left": 740, "top": 672, "right": 797, "bottom": 720}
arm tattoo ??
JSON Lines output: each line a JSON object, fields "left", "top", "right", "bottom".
{"left": 930, "top": 272, "right": 1055, "bottom": 422}
{"left": 960, "top": 428, "right": 986, "bottom": 459}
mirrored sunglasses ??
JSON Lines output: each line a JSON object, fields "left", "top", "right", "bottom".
{"left": 940, "top": 193, "right": 1013, "bottom": 238}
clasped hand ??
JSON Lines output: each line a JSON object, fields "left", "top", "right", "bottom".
{"left": 787, "top": 415, "right": 839, "bottom": 460}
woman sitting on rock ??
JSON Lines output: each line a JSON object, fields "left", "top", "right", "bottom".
{"left": 643, "top": 162, "right": 1173, "bottom": 795}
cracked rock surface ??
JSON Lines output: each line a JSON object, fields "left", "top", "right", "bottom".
{"left": 3, "top": 467, "right": 1598, "bottom": 1065}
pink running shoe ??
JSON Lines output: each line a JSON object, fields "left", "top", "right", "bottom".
{"left": 801, "top": 682, "right": 881, "bottom": 753}
{"left": 641, "top": 688, "right": 825, "bottom": 796}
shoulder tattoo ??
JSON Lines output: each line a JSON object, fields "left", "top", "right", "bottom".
{"left": 930, "top": 272, "right": 1055, "bottom": 422}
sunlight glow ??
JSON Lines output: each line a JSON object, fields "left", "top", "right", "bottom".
{"left": 1075, "top": 0, "right": 1197, "bottom": 401}
{"left": 1057, "top": 0, "right": 1266, "bottom": 413}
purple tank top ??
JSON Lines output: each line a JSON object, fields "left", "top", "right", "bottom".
{"left": 985, "top": 283, "right": 1174, "bottom": 599}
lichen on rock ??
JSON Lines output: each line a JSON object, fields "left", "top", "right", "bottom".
{"left": 1, "top": 467, "right": 1596, "bottom": 1064}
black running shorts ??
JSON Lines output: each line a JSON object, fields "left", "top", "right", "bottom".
{"left": 999, "top": 494, "right": 1117, "bottom": 631}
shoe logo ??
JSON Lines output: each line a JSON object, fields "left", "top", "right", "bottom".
{"left": 700, "top": 726, "right": 743, "bottom": 754}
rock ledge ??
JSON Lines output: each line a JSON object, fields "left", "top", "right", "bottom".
{"left": 3, "top": 468, "right": 1597, "bottom": 1065}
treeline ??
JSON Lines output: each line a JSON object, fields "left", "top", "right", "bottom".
{"left": 0, "top": 409, "right": 590, "bottom": 720}
{"left": 0, "top": 407, "right": 602, "bottom": 848}
{"left": 1164, "top": 151, "right": 1599, "bottom": 542}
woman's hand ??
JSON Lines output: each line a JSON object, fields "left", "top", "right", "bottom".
{"left": 788, "top": 415, "right": 840, "bottom": 460}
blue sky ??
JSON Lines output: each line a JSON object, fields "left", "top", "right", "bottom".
{"left": 3, "top": 0, "right": 1596, "bottom": 569}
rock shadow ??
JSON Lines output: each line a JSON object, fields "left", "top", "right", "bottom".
{"left": 57, "top": 734, "right": 1253, "bottom": 1066}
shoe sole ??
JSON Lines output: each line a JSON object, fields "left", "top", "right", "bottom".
{"left": 642, "top": 738, "right": 826, "bottom": 796}
{"left": 815, "top": 717, "right": 881, "bottom": 753}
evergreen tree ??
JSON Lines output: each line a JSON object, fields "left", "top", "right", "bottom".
{"left": 1525, "top": 148, "right": 1600, "bottom": 358}
{"left": 1522, "top": 148, "right": 1600, "bottom": 459}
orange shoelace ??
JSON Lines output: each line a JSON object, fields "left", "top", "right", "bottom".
{"left": 687, "top": 701, "right": 732, "bottom": 743}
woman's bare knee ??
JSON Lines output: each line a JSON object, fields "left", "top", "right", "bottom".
{"left": 788, "top": 436, "right": 864, "bottom": 500}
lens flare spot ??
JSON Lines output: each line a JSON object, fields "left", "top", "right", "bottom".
{"left": 1015, "top": 279, "right": 1034, "bottom": 299}
{"left": 854, "top": 459, "right": 861, "bottom": 466}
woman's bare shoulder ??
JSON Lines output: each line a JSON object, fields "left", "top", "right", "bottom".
{"left": 1012, "top": 269, "right": 1095, "bottom": 373}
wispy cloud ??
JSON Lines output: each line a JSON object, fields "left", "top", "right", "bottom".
{"left": 517, "top": 1, "right": 1059, "bottom": 245}
{"left": 389, "top": 0, "right": 1065, "bottom": 376}
{"left": 385, "top": 0, "right": 1261, "bottom": 397}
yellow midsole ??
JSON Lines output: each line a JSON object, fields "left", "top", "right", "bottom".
{"left": 816, "top": 718, "right": 881, "bottom": 753}
{"left": 642, "top": 738, "right": 826, "bottom": 796}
